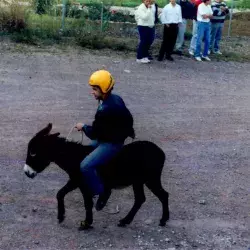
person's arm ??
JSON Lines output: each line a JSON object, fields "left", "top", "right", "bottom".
{"left": 178, "top": 5, "right": 183, "bottom": 23}
{"left": 160, "top": 6, "right": 168, "bottom": 24}
{"left": 82, "top": 124, "right": 97, "bottom": 140}
{"left": 136, "top": 4, "right": 152, "bottom": 20}
{"left": 198, "top": 4, "right": 209, "bottom": 19}
{"left": 220, "top": 3, "right": 229, "bottom": 15}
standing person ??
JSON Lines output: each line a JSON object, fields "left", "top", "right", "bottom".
{"left": 194, "top": 0, "right": 213, "bottom": 61}
{"left": 135, "top": 0, "right": 155, "bottom": 63}
{"left": 158, "top": 0, "right": 182, "bottom": 61}
{"left": 174, "top": 0, "right": 195, "bottom": 55}
{"left": 188, "top": 0, "right": 203, "bottom": 55}
{"left": 148, "top": 0, "right": 159, "bottom": 60}
{"left": 75, "top": 70, "right": 135, "bottom": 211}
{"left": 210, "top": 0, "right": 229, "bottom": 54}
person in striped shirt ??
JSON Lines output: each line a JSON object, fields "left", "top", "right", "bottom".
{"left": 210, "top": 0, "right": 229, "bottom": 54}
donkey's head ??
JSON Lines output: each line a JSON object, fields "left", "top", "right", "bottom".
{"left": 24, "top": 123, "right": 60, "bottom": 178}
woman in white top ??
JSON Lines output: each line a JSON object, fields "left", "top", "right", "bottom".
{"left": 135, "top": 0, "right": 155, "bottom": 63}
{"left": 194, "top": 0, "right": 213, "bottom": 61}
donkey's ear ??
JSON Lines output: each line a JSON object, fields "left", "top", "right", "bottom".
{"left": 50, "top": 132, "right": 60, "bottom": 138}
{"left": 36, "top": 123, "right": 53, "bottom": 137}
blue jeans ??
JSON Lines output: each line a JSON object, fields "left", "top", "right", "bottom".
{"left": 80, "top": 141, "right": 123, "bottom": 195}
{"left": 137, "top": 25, "right": 155, "bottom": 59}
{"left": 195, "top": 21, "right": 211, "bottom": 57}
{"left": 210, "top": 22, "right": 223, "bottom": 52}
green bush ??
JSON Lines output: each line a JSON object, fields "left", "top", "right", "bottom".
{"left": 76, "top": 26, "right": 134, "bottom": 50}
{"left": 241, "top": 0, "right": 250, "bottom": 8}
{"left": 109, "top": 11, "right": 135, "bottom": 23}
{"left": 0, "top": 1, "right": 30, "bottom": 33}
{"left": 33, "top": 0, "right": 56, "bottom": 15}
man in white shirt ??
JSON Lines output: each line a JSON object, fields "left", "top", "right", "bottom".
{"left": 158, "top": 0, "right": 182, "bottom": 61}
{"left": 194, "top": 0, "right": 213, "bottom": 61}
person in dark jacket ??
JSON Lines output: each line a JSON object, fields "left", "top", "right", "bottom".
{"left": 75, "top": 70, "right": 135, "bottom": 211}
{"left": 209, "top": 0, "right": 229, "bottom": 54}
{"left": 174, "top": 0, "right": 195, "bottom": 55}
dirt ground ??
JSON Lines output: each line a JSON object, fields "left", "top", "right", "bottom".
{"left": 0, "top": 41, "right": 250, "bottom": 250}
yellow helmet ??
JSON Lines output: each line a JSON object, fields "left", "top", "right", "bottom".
{"left": 89, "top": 70, "right": 115, "bottom": 94}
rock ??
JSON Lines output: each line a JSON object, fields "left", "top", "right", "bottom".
{"left": 145, "top": 219, "right": 152, "bottom": 225}
{"left": 32, "top": 207, "right": 38, "bottom": 212}
{"left": 165, "top": 238, "right": 170, "bottom": 242}
{"left": 124, "top": 69, "right": 131, "bottom": 73}
{"left": 34, "top": 241, "right": 39, "bottom": 245}
{"left": 198, "top": 200, "right": 206, "bottom": 205}
{"left": 22, "top": 214, "right": 27, "bottom": 218}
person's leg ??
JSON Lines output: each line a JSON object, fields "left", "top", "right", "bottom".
{"left": 203, "top": 22, "right": 210, "bottom": 57}
{"left": 189, "top": 20, "right": 198, "bottom": 54}
{"left": 148, "top": 27, "right": 155, "bottom": 60}
{"left": 137, "top": 26, "right": 147, "bottom": 60}
{"left": 175, "top": 18, "right": 187, "bottom": 52}
{"left": 210, "top": 23, "right": 217, "bottom": 52}
{"left": 194, "top": 22, "right": 205, "bottom": 58}
{"left": 214, "top": 23, "right": 223, "bottom": 52}
{"left": 158, "top": 25, "right": 168, "bottom": 61}
{"left": 167, "top": 24, "right": 179, "bottom": 58}
{"left": 80, "top": 143, "right": 122, "bottom": 196}
{"left": 144, "top": 26, "right": 152, "bottom": 59}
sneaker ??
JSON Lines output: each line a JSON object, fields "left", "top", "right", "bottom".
{"left": 195, "top": 56, "right": 202, "bottom": 62}
{"left": 148, "top": 55, "right": 153, "bottom": 60}
{"left": 189, "top": 50, "right": 194, "bottom": 56}
{"left": 143, "top": 57, "right": 151, "bottom": 63}
{"left": 202, "top": 56, "right": 211, "bottom": 61}
{"left": 136, "top": 58, "right": 150, "bottom": 64}
{"left": 214, "top": 51, "right": 222, "bottom": 55}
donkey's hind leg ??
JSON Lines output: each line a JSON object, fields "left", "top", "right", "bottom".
{"left": 118, "top": 183, "right": 146, "bottom": 227}
{"left": 145, "top": 179, "right": 169, "bottom": 226}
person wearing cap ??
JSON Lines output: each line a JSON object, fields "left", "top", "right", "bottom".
{"left": 75, "top": 70, "right": 135, "bottom": 211}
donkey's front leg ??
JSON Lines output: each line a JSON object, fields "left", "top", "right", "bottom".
{"left": 56, "top": 179, "right": 77, "bottom": 223}
{"left": 78, "top": 185, "right": 94, "bottom": 230}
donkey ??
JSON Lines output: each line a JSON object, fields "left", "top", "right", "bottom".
{"left": 24, "top": 123, "right": 169, "bottom": 230}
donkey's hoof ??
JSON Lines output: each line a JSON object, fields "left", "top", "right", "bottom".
{"left": 117, "top": 219, "right": 130, "bottom": 227}
{"left": 58, "top": 215, "right": 65, "bottom": 224}
{"left": 159, "top": 221, "right": 166, "bottom": 227}
{"left": 117, "top": 221, "right": 127, "bottom": 227}
{"left": 78, "top": 221, "right": 93, "bottom": 231}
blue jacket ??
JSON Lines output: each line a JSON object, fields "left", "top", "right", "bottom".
{"left": 83, "top": 94, "right": 135, "bottom": 144}
{"left": 177, "top": 0, "right": 196, "bottom": 20}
